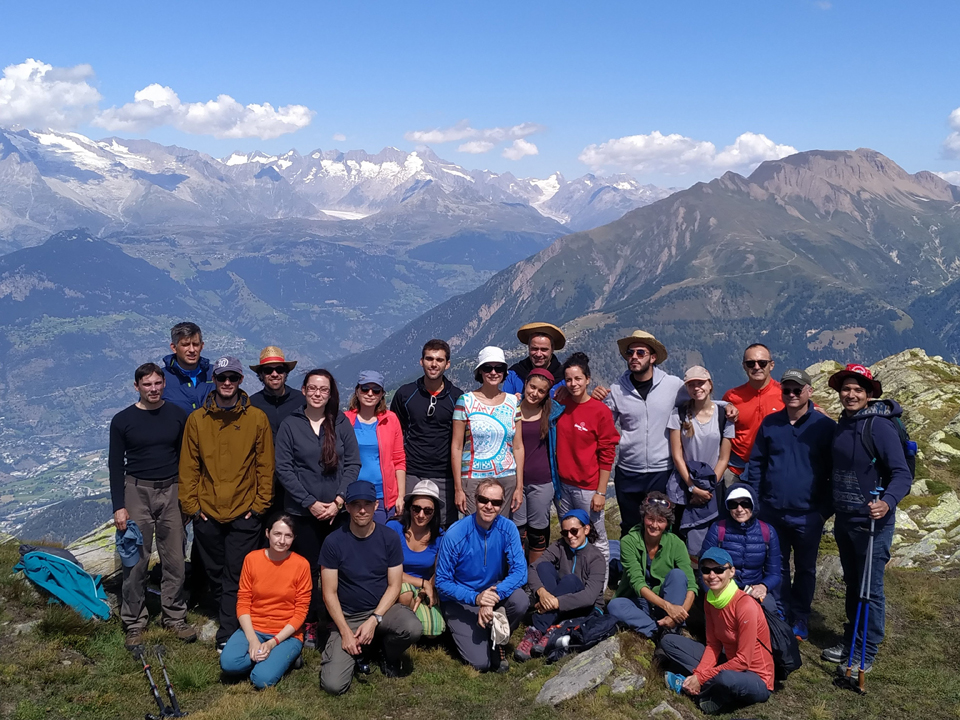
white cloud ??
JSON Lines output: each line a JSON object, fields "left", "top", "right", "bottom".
{"left": 95, "top": 83, "right": 314, "bottom": 139}
{"left": 0, "top": 59, "right": 102, "bottom": 129}
{"left": 578, "top": 130, "right": 797, "bottom": 176}
{"left": 815, "top": 1, "right": 832, "bottom": 10}
{"left": 935, "top": 171, "right": 960, "bottom": 185}
{"left": 458, "top": 140, "right": 495, "bottom": 154}
{"left": 502, "top": 139, "right": 539, "bottom": 161}
{"left": 943, "top": 107, "right": 960, "bottom": 160}
{"left": 332, "top": 133, "right": 346, "bottom": 142}
{"left": 405, "top": 120, "right": 543, "bottom": 154}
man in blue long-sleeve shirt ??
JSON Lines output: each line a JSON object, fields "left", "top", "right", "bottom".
{"left": 744, "top": 368, "right": 835, "bottom": 641}
{"left": 435, "top": 479, "right": 529, "bottom": 672}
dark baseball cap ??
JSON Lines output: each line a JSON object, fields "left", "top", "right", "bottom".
{"left": 780, "top": 368, "right": 812, "bottom": 387}
{"left": 344, "top": 481, "right": 378, "bottom": 504}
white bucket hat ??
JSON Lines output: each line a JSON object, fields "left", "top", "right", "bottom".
{"left": 475, "top": 346, "right": 507, "bottom": 370}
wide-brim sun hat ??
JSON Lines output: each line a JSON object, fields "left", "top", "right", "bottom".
{"left": 616, "top": 330, "right": 667, "bottom": 364}
{"left": 475, "top": 346, "right": 507, "bottom": 370}
{"left": 404, "top": 479, "right": 442, "bottom": 505}
{"left": 249, "top": 346, "right": 298, "bottom": 373}
{"left": 828, "top": 363, "right": 882, "bottom": 398}
{"left": 516, "top": 322, "right": 566, "bottom": 350}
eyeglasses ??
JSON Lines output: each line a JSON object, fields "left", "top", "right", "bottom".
{"left": 626, "top": 348, "right": 650, "bottom": 358}
{"left": 304, "top": 386, "right": 331, "bottom": 396}
{"left": 262, "top": 366, "right": 286, "bottom": 376}
{"left": 643, "top": 496, "right": 672, "bottom": 509}
{"left": 359, "top": 385, "right": 383, "bottom": 395}
{"left": 727, "top": 500, "right": 753, "bottom": 511}
{"left": 560, "top": 527, "right": 584, "bottom": 538}
{"left": 215, "top": 373, "right": 241, "bottom": 383}
{"left": 781, "top": 386, "right": 804, "bottom": 396}
{"left": 426, "top": 394, "right": 438, "bottom": 417}
{"left": 479, "top": 364, "right": 507, "bottom": 374}
{"left": 476, "top": 495, "right": 504, "bottom": 508}
{"left": 700, "top": 565, "right": 731, "bottom": 576}
{"left": 411, "top": 504, "right": 435, "bottom": 516}
{"left": 743, "top": 359, "right": 770, "bottom": 369}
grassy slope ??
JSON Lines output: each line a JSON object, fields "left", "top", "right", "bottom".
{"left": 1, "top": 541, "right": 958, "bottom": 720}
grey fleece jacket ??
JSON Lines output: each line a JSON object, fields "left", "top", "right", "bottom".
{"left": 528, "top": 538, "right": 606, "bottom": 611}
{"left": 604, "top": 366, "right": 684, "bottom": 473}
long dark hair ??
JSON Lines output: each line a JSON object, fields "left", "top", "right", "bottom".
{"left": 522, "top": 374, "right": 553, "bottom": 441}
{"left": 302, "top": 368, "right": 341, "bottom": 473}
{"left": 400, "top": 494, "right": 440, "bottom": 540}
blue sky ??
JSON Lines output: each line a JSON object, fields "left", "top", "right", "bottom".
{"left": 3, "top": 0, "right": 959, "bottom": 185}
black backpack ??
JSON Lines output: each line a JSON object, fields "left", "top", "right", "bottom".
{"left": 543, "top": 610, "right": 620, "bottom": 663}
{"left": 860, "top": 400, "right": 917, "bottom": 479}
{"left": 752, "top": 596, "right": 802, "bottom": 685}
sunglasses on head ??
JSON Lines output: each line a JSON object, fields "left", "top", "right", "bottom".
{"left": 700, "top": 565, "right": 731, "bottom": 576}
{"left": 781, "top": 386, "right": 804, "bottom": 396}
{"left": 479, "top": 364, "right": 507, "bottom": 374}
{"left": 216, "top": 373, "right": 241, "bottom": 383}
{"left": 727, "top": 500, "right": 753, "bottom": 510}
{"left": 262, "top": 366, "right": 286, "bottom": 376}
{"left": 626, "top": 348, "right": 650, "bottom": 358}
{"left": 359, "top": 385, "right": 383, "bottom": 395}
{"left": 411, "top": 504, "right": 435, "bottom": 516}
{"left": 476, "top": 495, "right": 504, "bottom": 508}
{"left": 743, "top": 359, "right": 770, "bottom": 369}
{"left": 643, "top": 496, "right": 672, "bottom": 509}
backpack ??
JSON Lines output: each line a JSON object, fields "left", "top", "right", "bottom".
{"left": 543, "top": 609, "right": 620, "bottom": 663}
{"left": 717, "top": 519, "right": 770, "bottom": 545}
{"left": 860, "top": 402, "right": 917, "bottom": 478}
{"left": 751, "top": 595, "right": 802, "bottom": 685}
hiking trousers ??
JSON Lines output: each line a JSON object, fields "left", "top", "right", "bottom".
{"left": 121, "top": 475, "right": 187, "bottom": 631}
{"left": 608, "top": 567, "right": 688, "bottom": 637}
{"left": 441, "top": 589, "right": 529, "bottom": 671}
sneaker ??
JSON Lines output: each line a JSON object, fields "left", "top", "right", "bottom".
{"left": 514, "top": 628, "right": 541, "bottom": 662}
{"left": 793, "top": 619, "right": 809, "bottom": 642}
{"left": 165, "top": 621, "right": 198, "bottom": 643}
{"left": 664, "top": 671, "right": 685, "bottom": 694}
{"left": 820, "top": 642, "right": 850, "bottom": 664}
{"left": 532, "top": 630, "right": 550, "bottom": 657}
{"left": 303, "top": 622, "right": 318, "bottom": 649}
{"left": 124, "top": 627, "right": 144, "bottom": 650}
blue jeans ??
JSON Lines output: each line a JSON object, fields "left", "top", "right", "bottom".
{"left": 834, "top": 515, "right": 894, "bottom": 663}
{"left": 659, "top": 634, "right": 771, "bottom": 713}
{"left": 608, "top": 567, "right": 688, "bottom": 637}
{"left": 220, "top": 629, "right": 303, "bottom": 689}
{"left": 764, "top": 510, "right": 824, "bottom": 624}
{"left": 531, "top": 563, "right": 587, "bottom": 633}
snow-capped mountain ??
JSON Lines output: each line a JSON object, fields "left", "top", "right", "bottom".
{"left": 0, "top": 126, "right": 672, "bottom": 250}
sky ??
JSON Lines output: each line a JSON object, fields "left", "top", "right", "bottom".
{"left": 3, "top": 0, "right": 960, "bottom": 186}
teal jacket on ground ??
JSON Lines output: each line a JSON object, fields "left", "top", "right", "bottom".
{"left": 14, "top": 550, "right": 111, "bottom": 620}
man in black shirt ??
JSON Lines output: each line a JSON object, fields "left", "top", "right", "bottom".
{"left": 390, "top": 339, "right": 464, "bottom": 527}
{"left": 109, "top": 362, "right": 196, "bottom": 649}
{"left": 248, "top": 346, "right": 304, "bottom": 437}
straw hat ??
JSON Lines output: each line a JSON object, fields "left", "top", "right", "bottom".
{"left": 616, "top": 330, "right": 667, "bottom": 364}
{"left": 249, "top": 346, "right": 298, "bottom": 373}
{"left": 516, "top": 322, "right": 566, "bottom": 350}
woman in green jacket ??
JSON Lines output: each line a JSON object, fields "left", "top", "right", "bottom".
{"left": 608, "top": 492, "right": 697, "bottom": 638}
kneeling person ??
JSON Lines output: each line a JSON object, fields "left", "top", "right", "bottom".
{"left": 319, "top": 481, "right": 422, "bottom": 694}
{"left": 435, "top": 479, "right": 529, "bottom": 672}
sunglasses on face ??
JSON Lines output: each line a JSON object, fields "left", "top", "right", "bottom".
{"left": 262, "top": 366, "right": 286, "bottom": 376}
{"left": 411, "top": 504, "right": 435, "bottom": 516}
{"left": 727, "top": 500, "right": 753, "bottom": 511}
{"left": 476, "top": 495, "right": 504, "bottom": 508}
{"left": 560, "top": 526, "right": 584, "bottom": 538}
{"left": 743, "top": 359, "right": 770, "bottom": 369}
{"left": 216, "top": 373, "right": 241, "bottom": 383}
{"left": 479, "top": 364, "right": 507, "bottom": 374}
{"left": 426, "top": 394, "right": 437, "bottom": 417}
{"left": 359, "top": 385, "right": 383, "bottom": 395}
{"left": 700, "top": 565, "right": 731, "bottom": 576}
{"left": 781, "top": 386, "right": 804, "bottom": 396}
{"left": 626, "top": 348, "right": 650, "bottom": 358}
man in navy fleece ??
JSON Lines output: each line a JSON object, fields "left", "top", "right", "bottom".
{"left": 435, "top": 478, "right": 528, "bottom": 672}
{"left": 820, "top": 364, "right": 912, "bottom": 673}
{"left": 744, "top": 368, "right": 836, "bottom": 641}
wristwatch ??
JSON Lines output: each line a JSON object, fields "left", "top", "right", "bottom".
{"left": 373, "top": 614, "right": 383, "bottom": 624}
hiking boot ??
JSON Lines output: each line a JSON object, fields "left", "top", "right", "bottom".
{"left": 820, "top": 643, "right": 850, "bottom": 664}
{"left": 514, "top": 627, "right": 541, "bottom": 662}
{"left": 354, "top": 657, "right": 373, "bottom": 675}
{"left": 532, "top": 630, "right": 550, "bottom": 657}
{"left": 303, "top": 622, "right": 318, "bottom": 649}
{"left": 664, "top": 672, "right": 685, "bottom": 694}
{"left": 698, "top": 698, "right": 722, "bottom": 715}
{"left": 165, "top": 621, "right": 198, "bottom": 643}
{"left": 793, "top": 619, "right": 809, "bottom": 642}
{"left": 493, "top": 646, "right": 510, "bottom": 673}
{"left": 124, "top": 627, "right": 144, "bottom": 650}
{"left": 380, "top": 657, "right": 403, "bottom": 678}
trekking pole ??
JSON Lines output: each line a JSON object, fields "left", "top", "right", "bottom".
{"left": 154, "top": 645, "right": 188, "bottom": 717}
{"left": 841, "top": 486, "right": 881, "bottom": 695}
{"left": 133, "top": 646, "right": 172, "bottom": 720}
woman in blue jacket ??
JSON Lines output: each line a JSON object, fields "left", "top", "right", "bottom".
{"left": 699, "top": 484, "right": 781, "bottom": 614}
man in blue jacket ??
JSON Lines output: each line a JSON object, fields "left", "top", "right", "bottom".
{"left": 435, "top": 478, "right": 529, "bottom": 672}
{"left": 744, "top": 368, "right": 836, "bottom": 641}
{"left": 161, "top": 322, "right": 214, "bottom": 415}
{"left": 820, "top": 364, "right": 912, "bottom": 672}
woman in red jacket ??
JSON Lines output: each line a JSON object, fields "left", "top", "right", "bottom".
{"left": 555, "top": 352, "right": 619, "bottom": 576}
{"left": 344, "top": 370, "right": 406, "bottom": 524}
{"left": 659, "top": 546, "right": 774, "bottom": 715}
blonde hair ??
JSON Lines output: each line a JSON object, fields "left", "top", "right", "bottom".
{"left": 348, "top": 390, "right": 387, "bottom": 415}
{"left": 680, "top": 380, "right": 714, "bottom": 438}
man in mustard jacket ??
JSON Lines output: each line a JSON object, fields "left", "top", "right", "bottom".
{"left": 179, "top": 356, "right": 274, "bottom": 648}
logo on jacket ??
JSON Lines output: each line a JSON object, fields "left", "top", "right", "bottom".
{"left": 574, "top": 422, "right": 590, "bottom": 432}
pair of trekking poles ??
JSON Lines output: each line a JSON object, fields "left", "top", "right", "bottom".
{"left": 834, "top": 486, "right": 882, "bottom": 695}
{"left": 132, "top": 645, "right": 187, "bottom": 719}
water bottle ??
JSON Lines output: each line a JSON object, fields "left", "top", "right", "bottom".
{"left": 906, "top": 440, "right": 918, "bottom": 457}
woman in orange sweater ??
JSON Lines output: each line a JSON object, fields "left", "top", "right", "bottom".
{"left": 220, "top": 513, "right": 312, "bottom": 689}
{"left": 659, "top": 546, "right": 774, "bottom": 715}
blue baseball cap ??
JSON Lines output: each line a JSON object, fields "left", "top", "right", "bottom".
{"left": 357, "top": 370, "right": 385, "bottom": 388}
{"left": 700, "top": 546, "right": 733, "bottom": 568}
{"left": 560, "top": 509, "right": 590, "bottom": 526}
{"left": 115, "top": 520, "right": 144, "bottom": 568}
{"left": 344, "top": 481, "right": 378, "bottom": 504}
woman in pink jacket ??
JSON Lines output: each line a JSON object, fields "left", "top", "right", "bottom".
{"left": 344, "top": 370, "right": 406, "bottom": 524}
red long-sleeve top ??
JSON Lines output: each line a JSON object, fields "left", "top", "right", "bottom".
{"left": 555, "top": 398, "right": 620, "bottom": 491}
{"left": 695, "top": 589, "right": 775, "bottom": 690}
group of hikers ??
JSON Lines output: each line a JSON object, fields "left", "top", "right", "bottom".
{"left": 108, "top": 320, "right": 913, "bottom": 713}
